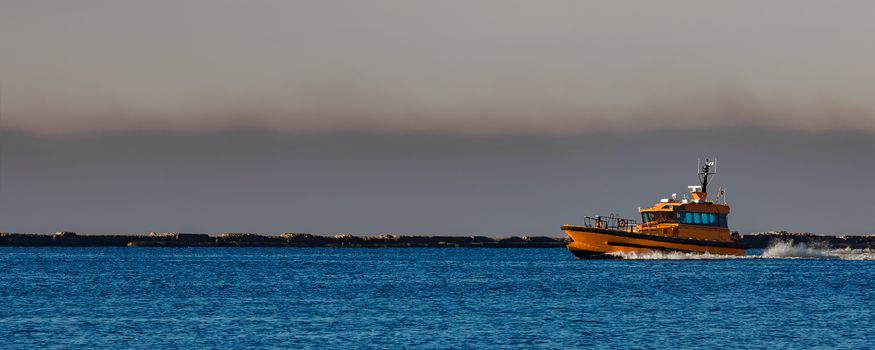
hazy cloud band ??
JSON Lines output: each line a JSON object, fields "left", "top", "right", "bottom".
{"left": 2, "top": 0, "right": 873, "bottom": 135}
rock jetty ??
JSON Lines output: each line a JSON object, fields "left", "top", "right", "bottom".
{"left": 1, "top": 231, "right": 872, "bottom": 249}
{"left": 738, "top": 231, "right": 875, "bottom": 249}
{"left": 0, "top": 232, "right": 570, "bottom": 248}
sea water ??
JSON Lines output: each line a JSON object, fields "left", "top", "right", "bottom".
{"left": 1, "top": 245, "right": 873, "bottom": 349}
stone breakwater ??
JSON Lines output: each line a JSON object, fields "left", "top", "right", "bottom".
{"left": 0, "top": 232, "right": 571, "bottom": 248}
{"left": 740, "top": 231, "right": 875, "bottom": 249}
{"left": 0, "top": 231, "right": 872, "bottom": 249}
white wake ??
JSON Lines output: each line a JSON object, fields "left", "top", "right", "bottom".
{"left": 760, "top": 240, "right": 828, "bottom": 258}
{"left": 608, "top": 240, "right": 875, "bottom": 260}
{"left": 608, "top": 250, "right": 741, "bottom": 260}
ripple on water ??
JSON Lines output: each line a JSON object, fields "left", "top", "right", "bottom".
{"left": 0, "top": 247, "right": 873, "bottom": 349}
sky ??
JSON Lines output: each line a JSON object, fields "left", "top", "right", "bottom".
{"left": 0, "top": 1, "right": 873, "bottom": 235}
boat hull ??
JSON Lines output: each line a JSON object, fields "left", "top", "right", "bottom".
{"left": 562, "top": 225, "right": 745, "bottom": 259}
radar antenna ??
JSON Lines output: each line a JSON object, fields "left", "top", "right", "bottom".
{"left": 697, "top": 158, "right": 717, "bottom": 194}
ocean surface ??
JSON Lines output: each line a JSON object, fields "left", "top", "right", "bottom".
{"left": 1, "top": 244, "right": 873, "bottom": 349}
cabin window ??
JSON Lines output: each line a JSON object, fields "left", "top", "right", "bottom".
{"left": 676, "top": 212, "right": 729, "bottom": 227}
{"left": 641, "top": 212, "right": 676, "bottom": 223}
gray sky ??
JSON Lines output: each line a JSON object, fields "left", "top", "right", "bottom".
{"left": 1, "top": 129, "right": 873, "bottom": 235}
{"left": 1, "top": 0, "right": 873, "bottom": 134}
{"left": 0, "top": 1, "right": 873, "bottom": 235}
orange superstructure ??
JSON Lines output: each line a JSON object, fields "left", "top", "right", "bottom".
{"left": 562, "top": 159, "right": 745, "bottom": 259}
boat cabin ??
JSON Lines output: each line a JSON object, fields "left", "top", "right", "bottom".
{"left": 634, "top": 159, "right": 733, "bottom": 242}
{"left": 640, "top": 203, "right": 729, "bottom": 228}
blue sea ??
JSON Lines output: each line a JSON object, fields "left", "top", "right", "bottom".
{"left": 1, "top": 246, "right": 873, "bottom": 349}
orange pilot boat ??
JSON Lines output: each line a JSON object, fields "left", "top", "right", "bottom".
{"left": 562, "top": 159, "right": 745, "bottom": 259}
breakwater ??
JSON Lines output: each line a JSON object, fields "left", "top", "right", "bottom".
{"left": 0, "top": 232, "right": 570, "bottom": 248}
{"left": 1, "top": 231, "right": 872, "bottom": 249}
{"left": 740, "top": 231, "right": 875, "bottom": 249}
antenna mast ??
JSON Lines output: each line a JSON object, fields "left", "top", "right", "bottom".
{"left": 698, "top": 158, "right": 716, "bottom": 194}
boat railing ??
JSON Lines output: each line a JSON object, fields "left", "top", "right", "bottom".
{"left": 583, "top": 214, "right": 639, "bottom": 232}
